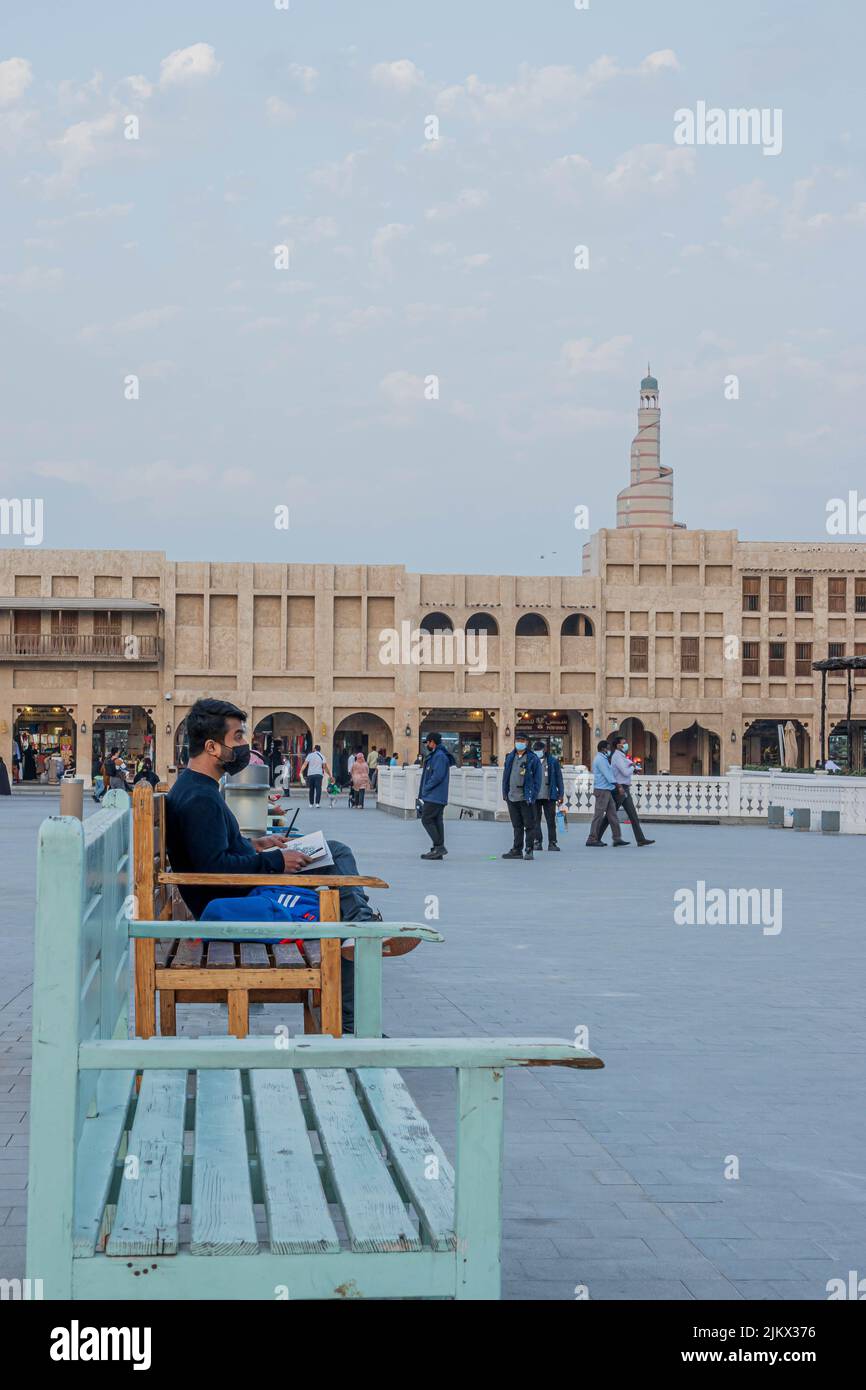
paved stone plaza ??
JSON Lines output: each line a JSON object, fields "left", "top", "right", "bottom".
{"left": 2, "top": 794, "right": 865, "bottom": 1300}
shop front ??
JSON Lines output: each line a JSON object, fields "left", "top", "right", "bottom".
{"left": 13, "top": 705, "right": 76, "bottom": 781}
{"left": 418, "top": 709, "right": 496, "bottom": 766}
{"left": 92, "top": 706, "right": 156, "bottom": 769}
{"left": 514, "top": 710, "right": 590, "bottom": 765}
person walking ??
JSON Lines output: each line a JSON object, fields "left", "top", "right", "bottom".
{"left": 532, "top": 740, "right": 564, "bottom": 851}
{"left": 350, "top": 750, "right": 371, "bottom": 808}
{"left": 609, "top": 732, "right": 654, "bottom": 847}
{"left": 368, "top": 744, "right": 379, "bottom": 791}
{"left": 586, "top": 740, "right": 628, "bottom": 847}
{"left": 133, "top": 757, "right": 160, "bottom": 789}
{"left": 417, "top": 731, "right": 454, "bottom": 859}
{"left": 300, "top": 744, "right": 330, "bottom": 806}
{"left": 107, "top": 747, "right": 130, "bottom": 794}
{"left": 501, "top": 734, "right": 542, "bottom": 860}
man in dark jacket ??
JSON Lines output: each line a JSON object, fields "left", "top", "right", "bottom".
{"left": 165, "top": 697, "right": 380, "bottom": 1032}
{"left": 417, "top": 731, "right": 454, "bottom": 860}
{"left": 532, "top": 740, "right": 565, "bottom": 850}
{"left": 501, "top": 735, "right": 542, "bottom": 860}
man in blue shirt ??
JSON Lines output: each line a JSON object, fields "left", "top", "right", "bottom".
{"left": 586, "top": 740, "right": 628, "bottom": 847}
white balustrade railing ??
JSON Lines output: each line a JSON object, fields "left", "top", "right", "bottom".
{"left": 376, "top": 764, "right": 866, "bottom": 833}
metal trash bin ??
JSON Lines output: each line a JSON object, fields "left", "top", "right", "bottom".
{"left": 820, "top": 810, "right": 840, "bottom": 834}
{"left": 222, "top": 761, "right": 271, "bottom": 838}
{"left": 792, "top": 808, "right": 811, "bottom": 831}
{"left": 768, "top": 805, "right": 785, "bottom": 828}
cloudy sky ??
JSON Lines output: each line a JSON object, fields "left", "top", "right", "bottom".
{"left": 1, "top": 0, "right": 863, "bottom": 572}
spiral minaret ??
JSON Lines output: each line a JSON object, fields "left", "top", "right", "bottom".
{"left": 616, "top": 367, "right": 674, "bottom": 528}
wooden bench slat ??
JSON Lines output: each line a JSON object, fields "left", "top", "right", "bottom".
{"left": 273, "top": 942, "right": 306, "bottom": 968}
{"left": 73, "top": 1071, "right": 136, "bottom": 1257}
{"left": 303, "top": 1069, "right": 420, "bottom": 1254}
{"left": 249, "top": 1071, "right": 340, "bottom": 1254}
{"left": 105, "top": 1070, "right": 187, "bottom": 1256}
{"left": 354, "top": 1069, "right": 456, "bottom": 1252}
{"left": 239, "top": 943, "right": 270, "bottom": 969}
{"left": 172, "top": 938, "right": 203, "bottom": 969}
{"left": 191, "top": 1070, "right": 258, "bottom": 1256}
{"left": 206, "top": 941, "right": 235, "bottom": 968}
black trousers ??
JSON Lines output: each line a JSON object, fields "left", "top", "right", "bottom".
{"left": 613, "top": 786, "right": 650, "bottom": 844}
{"left": 534, "top": 798, "right": 558, "bottom": 847}
{"left": 307, "top": 774, "right": 323, "bottom": 805}
{"left": 421, "top": 801, "right": 445, "bottom": 849}
{"left": 507, "top": 798, "right": 537, "bottom": 852}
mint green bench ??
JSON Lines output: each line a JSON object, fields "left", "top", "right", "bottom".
{"left": 26, "top": 806, "right": 603, "bottom": 1300}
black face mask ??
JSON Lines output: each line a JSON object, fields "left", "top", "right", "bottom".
{"left": 218, "top": 742, "right": 251, "bottom": 774}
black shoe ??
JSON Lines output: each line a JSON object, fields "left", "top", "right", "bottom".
{"left": 613, "top": 840, "right": 630, "bottom": 847}
{"left": 585, "top": 840, "right": 606, "bottom": 847}
{"left": 420, "top": 850, "right": 444, "bottom": 860}
{"left": 502, "top": 848, "right": 523, "bottom": 859}
{"left": 637, "top": 838, "right": 655, "bottom": 846}
{"left": 548, "top": 843, "right": 560, "bottom": 851}
{"left": 533, "top": 841, "right": 543, "bottom": 852}
{"left": 524, "top": 850, "right": 534, "bottom": 860}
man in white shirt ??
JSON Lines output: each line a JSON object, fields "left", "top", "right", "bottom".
{"left": 300, "top": 745, "right": 331, "bottom": 805}
{"left": 607, "top": 732, "right": 654, "bottom": 847}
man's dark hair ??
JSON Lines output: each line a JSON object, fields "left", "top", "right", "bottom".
{"left": 110, "top": 746, "right": 119, "bottom": 755}
{"left": 425, "top": 731, "right": 441, "bottom": 745}
{"left": 597, "top": 739, "right": 609, "bottom": 752}
{"left": 608, "top": 733, "right": 622, "bottom": 749}
{"left": 186, "top": 698, "right": 247, "bottom": 758}
{"left": 314, "top": 744, "right": 321, "bottom": 751}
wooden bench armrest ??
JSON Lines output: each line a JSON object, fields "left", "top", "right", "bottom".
{"left": 129, "top": 920, "right": 443, "bottom": 942}
{"left": 80, "top": 1037, "right": 602, "bottom": 1070}
{"left": 158, "top": 872, "right": 389, "bottom": 888}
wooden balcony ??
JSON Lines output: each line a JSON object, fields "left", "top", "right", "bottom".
{"left": 0, "top": 633, "right": 161, "bottom": 661}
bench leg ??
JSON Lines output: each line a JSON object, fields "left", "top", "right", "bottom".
{"left": 318, "top": 887, "right": 342, "bottom": 1037}
{"left": 134, "top": 937, "right": 156, "bottom": 1038}
{"left": 159, "top": 989, "right": 177, "bottom": 1036}
{"left": 454, "top": 1067, "right": 504, "bottom": 1300}
{"left": 303, "top": 995, "right": 320, "bottom": 1034}
{"left": 227, "top": 989, "right": 249, "bottom": 1038}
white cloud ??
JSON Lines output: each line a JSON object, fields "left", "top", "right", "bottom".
{"left": 159, "top": 43, "right": 221, "bottom": 88}
{"left": 424, "top": 187, "right": 488, "bottom": 221}
{"left": 371, "top": 221, "right": 411, "bottom": 270}
{"left": 46, "top": 111, "right": 120, "bottom": 190}
{"left": 436, "top": 52, "right": 679, "bottom": 130}
{"left": 310, "top": 150, "right": 363, "bottom": 197}
{"left": 333, "top": 306, "right": 393, "bottom": 336}
{"left": 561, "top": 336, "right": 633, "bottom": 375}
{"left": 463, "top": 252, "right": 491, "bottom": 269}
{"left": 116, "top": 74, "right": 154, "bottom": 104}
{"left": 287, "top": 63, "right": 318, "bottom": 94}
{"left": 545, "top": 145, "right": 694, "bottom": 201}
{"left": 266, "top": 96, "right": 296, "bottom": 124}
{"left": 279, "top": 214, "right": 339, "bottom": 242}
{"left": 57, "top": 72, "right": 103, "bottom": 109}
{"left": 371, "top": 59, "right": 424, "bottom": 93}
{"left": 78, "top": 305, "right": 180, "bottom": 342}
{"left": 0, "top": 265, "right": 63, "bottom": 290}
{"left": 379, "top": 369, "right": 425, "bottom": 406}
{"left": 723, "top": 179, "right": 780, "bottom": 228}
{"left": 0, "top": 57, "right": 33, "bottom": 106}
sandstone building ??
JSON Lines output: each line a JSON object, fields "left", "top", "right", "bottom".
{"left": 3, "top": 372, "right": 865, "bottom": 780}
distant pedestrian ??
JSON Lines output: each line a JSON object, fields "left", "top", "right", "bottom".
{"left": 368, "top": 744, "right": 379, "bottom": 791}
{"left": 501, "top": 734, "right": 542, "bottom": 860}
{"left": 609, "top": 733, "right": 654, "bottom": 847}
{"left": 586, "top": 740, "right": 627, "bottom": 847}
{"left": 133, "top": 757, "right": 160, "bottom": 789}
{"left": 300, "top": 745, "right": 331, "bottom": 805}
{"left": 107, "top": 747, "right": 130, "bottom": 793}
{"left": 0, "top": 756, "right": 11, "bottom": 796}
{"left": 350, "top": 751, "right": 371, "bottom": 808}
{"left": 418, "top": 731, "right": 454, "bottom": 859}
{"left": 532, "top": 741, "right": 564, "bottom": 851}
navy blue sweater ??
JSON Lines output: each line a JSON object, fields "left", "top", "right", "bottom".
{"left": 165, "top": 768, "right": 284, "bottom": 919}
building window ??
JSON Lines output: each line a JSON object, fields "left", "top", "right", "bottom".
{"left": 629, "top": 635, "right": 648, "bottom": 673}
{"left": 768, "top": 642, "right": 786, "bottom": 677}
{"left": 828, "top": 642, "right": 845, "bottom": 658}
{"left": 561, "top": 613, "right": 593, "bottom": 637}
{"left": 794, "top": 577, "right": 813, "bottom": 612}
{"left": 795, "top": 642, "right": 813, "bottom": 677}
{"left": 515, "top": 613, "right": 549, "bottom": 637}
{"left": 742, "top": 641, "right": 760, "bottom": 677}
{"left": 680, "top": 636, "right": 699, "bottom": 673}
{"left": 856, "top": 579, "right": 866, "bottom": 614}
{"left": 742, "top": 577, "right": 760, "bottom": 611}
{"left": 768, "top": 577, "right": 787, "bottom": 612}
{"left": 828, "top": 578, "right": 847, "bottom": 613}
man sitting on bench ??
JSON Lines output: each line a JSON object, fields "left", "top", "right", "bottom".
{"left": 166, "top": 697, "right": 378, "bottom": 1032}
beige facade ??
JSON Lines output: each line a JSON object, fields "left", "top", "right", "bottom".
{"left": 2, "top": 535, "right": 866, "bottom": 781}
{"left": 3, "top": 375, "right": 865, "bottom": 780}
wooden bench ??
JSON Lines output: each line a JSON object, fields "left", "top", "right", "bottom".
{"left": 127, "top": 782, "right": 421, "bottom": 1038}
{"left": 27, "top": 803, "right": 603, "bottom": 1300}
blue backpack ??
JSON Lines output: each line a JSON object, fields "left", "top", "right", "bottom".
{"left": 200, "top": 885, "right": 321, "bottom": 943}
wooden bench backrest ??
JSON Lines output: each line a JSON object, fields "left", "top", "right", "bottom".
{"left": 132, "top": 780, "right": 171, "bottom": 920}
{"left": 33, "top": 802, "right": 131, "bottom": 1145}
